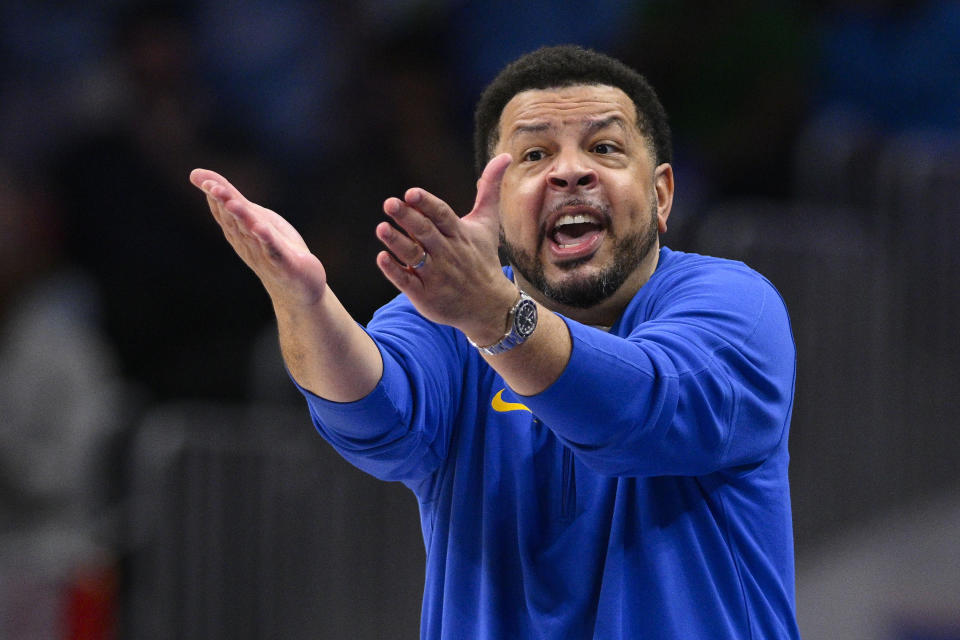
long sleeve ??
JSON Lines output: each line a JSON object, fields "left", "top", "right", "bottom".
{"left": 297, "top": 295, "right": 468, "bottom": 487}
{"left": 521, "top": 251, "right": 796, "bottom": 477}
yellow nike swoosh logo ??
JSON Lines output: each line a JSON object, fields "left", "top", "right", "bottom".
{"left": 491, "top": 388, "right": 532, "bottom": 413}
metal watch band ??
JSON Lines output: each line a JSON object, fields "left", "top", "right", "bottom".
{"left": 468, "top": 292, "right": 537, "bottom": 356}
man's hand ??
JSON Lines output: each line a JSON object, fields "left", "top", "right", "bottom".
{"left": 189, "top": 168, "right": 327, "bottom": 308}
{"left": 188, "top": 168, "right": 383, "bottom": 402}
{"left": 374, "top": 153, "right": 518, "bottom": 346}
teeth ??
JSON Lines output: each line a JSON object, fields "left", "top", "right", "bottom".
{"left": 550, "top": 211, "right": 602, "bottom": 249}
{"left": 554, "top": 213, "right": 597, "bottom": 227}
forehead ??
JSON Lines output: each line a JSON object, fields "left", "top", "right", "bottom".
{"left": 498, "top": 84, "right": 638, "bottom": 139}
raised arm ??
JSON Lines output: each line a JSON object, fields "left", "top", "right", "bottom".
{"left": 189, "top": 169, "right": 382, "bottom": 402}
{"left": 374, "top": 154, "right": 572, "bottom": 397}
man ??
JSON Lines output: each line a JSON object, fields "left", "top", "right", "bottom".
{"left": 191, "top": 45, "right": 799, "bottom": 639}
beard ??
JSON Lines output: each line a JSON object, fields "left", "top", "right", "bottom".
{"left": 500, "top": 199, "right": 659, "bottom": 309}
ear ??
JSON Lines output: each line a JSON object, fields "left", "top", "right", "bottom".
{"left": 653, "top": 163, "right": 674, "bottom": 234}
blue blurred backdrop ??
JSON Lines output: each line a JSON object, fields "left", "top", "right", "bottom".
{"left": 1, "top": 1, "right": 958, "bottom": 638}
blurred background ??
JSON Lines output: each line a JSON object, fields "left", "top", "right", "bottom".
{"left": 1, "top": 0, "right": 958, "bottom": 638}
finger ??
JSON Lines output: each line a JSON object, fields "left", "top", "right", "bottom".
{"left": 382, "top": 197, "right": 440, "bottom": 250}
{"left": 204, "top": 191, "right": 257, "bottom": 253}
{"left": 376, "top": 250, "right": 425, "bottom": 293}
{"left": 208, "top": 199, "right": 239, "bottom": 246}
{"left": 202, "top": 185, "right": 252, "bottom": 237}
{"left": 403, "top": 188, "right": 460, "bottom": 237}
{"left": 205, "top": 191, "right": 263, "bottom": 255}
{"left": 205, "top": 191, "right": 227, "bottom": 225}
{"left": 192, "top": 169, "right": 246, "bottom": 232}
{"left": 465, "top": 153, "right": 512, "bottom": 223}
{"left": 190, "top": 168, "right": 234, "bottom": 194}
{"left": 376, "top": 221, "right": 426, "bottom": 268}
{"left": 207, "top": 203, "right": 261, "bottom": 269}
{"left": 190, "top": 169, "right": 232, "bottom": 200}
{"left": 225, "top": 199, "right": 280, "bottom": 247}
{"left": 190, "top": 167, "right": 220, "bottom": 189}
{"left": 191, "top": 168, "right": 252, "bottom": 213}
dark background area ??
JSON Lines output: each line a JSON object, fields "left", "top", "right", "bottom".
{"left": 1, "top": 1, "right": 958, "bottom": 638}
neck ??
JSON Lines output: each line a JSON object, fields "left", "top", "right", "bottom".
{"left": 518, "top": 243, "right": 661, "bottom": 326}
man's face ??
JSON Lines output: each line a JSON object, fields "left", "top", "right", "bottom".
{"left": 493, "top": 84, "right": 672, "bottom": 310}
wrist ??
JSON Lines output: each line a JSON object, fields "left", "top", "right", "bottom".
{"left": 466, "top": 289, "right": 538, "bottom": 356}
{"left": 462, "top": 286, "right": 520, "bottom": 345}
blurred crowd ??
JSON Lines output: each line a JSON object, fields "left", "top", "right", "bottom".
{"left": 1, "top": 0, "right": 958, "bottom": 637}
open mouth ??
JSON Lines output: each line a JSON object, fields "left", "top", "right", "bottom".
{"left": 552, "top": 214, "right": 603, "bottom": 248}
{"left": 546, "top": 208, "right": 607, "bottom": 261}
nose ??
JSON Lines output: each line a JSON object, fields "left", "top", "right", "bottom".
{"left": 547, "top": 151, "right": 598, "bottom": 191}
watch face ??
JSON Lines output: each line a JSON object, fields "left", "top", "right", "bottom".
{"left": 515, "top": 298, "right": 538, "bottom": 337}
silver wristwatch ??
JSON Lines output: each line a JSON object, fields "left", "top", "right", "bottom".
{"left": 469, "top": 291, "right": 538, "bottom": 356}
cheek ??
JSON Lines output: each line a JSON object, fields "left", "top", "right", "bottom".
{"left": 610, "top": 181, "right": 652, "bottom": 224}
{"left": 499, "top": 210, "right": 532, "bottom": 246}
{"left": 500, "top": 181, "right": 543, "bottom": 236}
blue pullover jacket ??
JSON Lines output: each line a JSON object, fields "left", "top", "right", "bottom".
{"left": 299, "top": 247, "right": 800, "bottom": 639}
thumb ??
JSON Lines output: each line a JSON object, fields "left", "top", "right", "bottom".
{"left": 465, "top": 153, "right": 512, "bottom": 225}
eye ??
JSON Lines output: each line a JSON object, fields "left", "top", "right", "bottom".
{"left": 592, "top": 142, "right": 618, "bottom": 155}
{"left": 523, "top": 149, "right": 545, "bottom": 162}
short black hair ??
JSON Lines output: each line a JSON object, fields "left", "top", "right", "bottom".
{"left": 473, "top": 45, "right": 672, "bottom": 175}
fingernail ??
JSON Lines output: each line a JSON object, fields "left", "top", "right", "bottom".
{"left": 406, "top": 190, "right": 422, "bottom": 204}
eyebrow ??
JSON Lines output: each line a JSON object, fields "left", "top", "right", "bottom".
{"left": 584, "top": 115, "right": 628, "bottom": 134}
{"left": 508, "top": 115, "right": 629, "bottom": 142}
{"left": 508, "top": 122, "right": 555, "bottom": 140}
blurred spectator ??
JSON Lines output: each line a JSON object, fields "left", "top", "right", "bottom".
{"left": 0, "top": 2, "right": 115, "bottom": 169}
{"left": 791, "top": 0, "right": 960, "bottom": 208}
{"left": 812, "top": 0, "right": 960, "bottom": 134}
{"left": 619, "top": 0, "right": 816, "bottom": 202}
{"left": 191, "top": 0, "right": 355, "bottom": 171}
{"left": 51, "top": 2, "right": 279, "bottom": 402}
{"left": 290, "top": 18, "right": 478, "bottom": 327}
{"left": 444, "top": 0, "right": 634, "bottom": 119}
{"left": 0, "top": 161, "right": 127, "bottom": 639}
{"left": 246, "top": 12, "right": 478, "bottom": 403}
